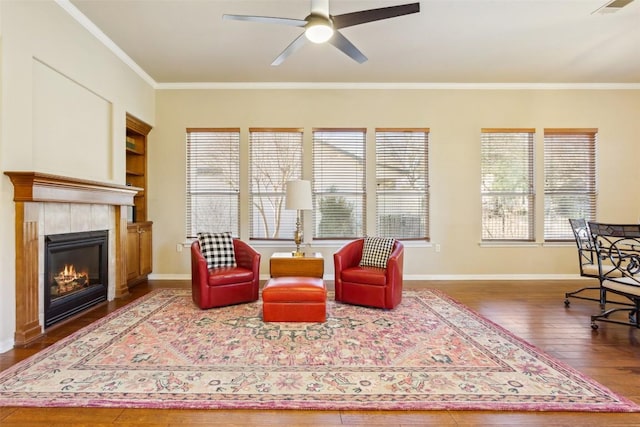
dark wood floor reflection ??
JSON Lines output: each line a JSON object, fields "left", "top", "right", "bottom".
{"left": 1, "top": 279, "right": 639, "bottom": 426}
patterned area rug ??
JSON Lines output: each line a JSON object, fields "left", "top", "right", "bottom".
{"left": 1, "top": 289, "right": 638, "bottom": 411}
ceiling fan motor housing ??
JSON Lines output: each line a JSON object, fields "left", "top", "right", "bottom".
{"left": 304, "top": 13, "right": 334, "bottom": 43}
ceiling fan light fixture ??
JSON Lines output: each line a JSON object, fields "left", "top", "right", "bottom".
{"left": 305, "top": 16, "right": 334, "bottom": 43}
{"left": 225, "top": 2, "right": 420, "bottom": 64}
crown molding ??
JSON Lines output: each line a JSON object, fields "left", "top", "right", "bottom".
{"left": 156, "top": 81, "right": 640, "bottom": 90}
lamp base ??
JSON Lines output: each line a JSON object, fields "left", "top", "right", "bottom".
{"left": 293, "top": 211, "right": 304, "bottom": 258}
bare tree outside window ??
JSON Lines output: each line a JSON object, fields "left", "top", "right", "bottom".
{"left": 249, "top": 129, "right": 303, "bottom": 239}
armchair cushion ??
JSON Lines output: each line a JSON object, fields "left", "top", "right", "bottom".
{"left": 206, "top": 266, "right": 255, "bottom": 287}
{"left": 197, "top": 231, "right": 237, "bottom": 268}
{"left": 342, "top": 266, "right": 387, "bottom": 286}
{"left": 360, "top": 236, "right": 396, "bottom": 268}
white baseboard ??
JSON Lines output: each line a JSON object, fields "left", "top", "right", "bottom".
{"left": 148, "top": 273, "right": 191, "bottom": 281}
{"left": 405, "top": 274, "right": 583, "bottom": 281}
{"left": 149, "top": 273, "right": 586, "bottom": 281}
{"left": 0, "top": 338, "right": 14, "bottom": 354}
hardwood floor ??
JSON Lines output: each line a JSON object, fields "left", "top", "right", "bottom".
{"left": 1, "top": 279, "right": 639, "bottom": 426}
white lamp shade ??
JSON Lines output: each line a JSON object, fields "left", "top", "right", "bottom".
{"left": 286, "top": 180, "right": 313, "bottom": 210}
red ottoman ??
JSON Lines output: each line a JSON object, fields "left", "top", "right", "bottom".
{"left": 262, "top": 276, "right": 327, "bottom": 322}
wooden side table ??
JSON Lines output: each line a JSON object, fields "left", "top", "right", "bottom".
{"left": 270, "top": 252, "right": 324, "bottom": 278}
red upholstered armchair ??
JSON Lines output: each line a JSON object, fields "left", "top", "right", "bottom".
{"left": 191, "top": 239, "right": 261, "bottom": 309}
{"left": 334, "top": 238, "right": 404, "bottom": 309}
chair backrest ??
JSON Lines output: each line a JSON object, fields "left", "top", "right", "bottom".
{"left": 569, "top": 218, "right": 596, "bottom": 273}
{"left": 569, "top": 218, "right": 591, "bottom": 250}
{"left": 588, "top": 221, "right": 640, "bottom": 285}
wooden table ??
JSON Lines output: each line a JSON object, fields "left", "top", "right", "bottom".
{"left": 270, "top": 252, "right": 324, "bottom": 278}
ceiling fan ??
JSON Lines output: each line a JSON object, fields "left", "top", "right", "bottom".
{"left": 222, "top": 0, "right": 420, "bottom": 66}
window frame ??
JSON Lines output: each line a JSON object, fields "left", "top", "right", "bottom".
{"left": 185, "top": 128, "right": 240, "bottom": 238}
{"left": 375, "top": 128, "right": 430, "bottom": 240}
{"left": 480, "top": 128, "right": 536, "bottom": 242}
{"left": 312, "top": 128, "right": 367, "bottom": 240}
{"left": 248, "top": 128, "right": 304, "bottom": 241}
{"left": 543, "top": 128, "right": 597, "bottom": 242}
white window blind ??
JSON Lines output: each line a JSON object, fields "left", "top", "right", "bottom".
{"left": 249, "top": 128, "right": 303, "bottom": 240}
{"left": 481, "top": 129, "right": 535, "bottom": 241}
{"left": 375, "top": 128, "right": 430, "bottom": 240}
{"left": 544, "top": 129, "right": 597, "bottom": 241}
{"left": 313, "top": 129, "right": 366, "bottom": 239}
{"left": 186, "top": 128, "right": 240, "bottom": 237}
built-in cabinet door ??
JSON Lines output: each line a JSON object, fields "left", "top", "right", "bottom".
{"left": 126, "top": 221, "right": 153, "bottom": 286}
{"left": 139, "top": 223, "right": 152, "bottom": 276}
{"left": 126, "top": 224, "right": 141, "bottom": 282}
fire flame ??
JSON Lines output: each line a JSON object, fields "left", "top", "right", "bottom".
{"left": 61, "top": 264, "right": 78, "bottom": 277}
{"left": 52, "top": 264, "right": 90, "bottom": 296}
{"left": 55, "top": 264, "right": 89, "bottom": 283}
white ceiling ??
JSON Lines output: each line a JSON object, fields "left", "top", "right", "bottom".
{"left": 67, "top": 0, "right": 640, "bottom": 85}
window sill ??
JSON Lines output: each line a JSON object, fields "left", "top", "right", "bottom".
{"left": 479, "top": 241, "right": 574, "bottom": 248}
{"left": 479, "top": 241, "right": 540, "bottom": 248}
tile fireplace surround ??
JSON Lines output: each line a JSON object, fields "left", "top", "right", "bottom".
{"left": 4, "top": 172, "right": 140, "bottom": 347}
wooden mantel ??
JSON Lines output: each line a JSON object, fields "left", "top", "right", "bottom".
{"left": 5, "top": 171, "right": 140, "bottom": 205}
{"left": 4, "top": 171, "right": 140, "bottom": 347}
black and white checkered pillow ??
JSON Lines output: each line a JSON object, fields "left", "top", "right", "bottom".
{"left": 359, "top": 236, "right": 396, "bottom": 268}
{"left": 197, "top": 232, "right": 237, "bottom": 269}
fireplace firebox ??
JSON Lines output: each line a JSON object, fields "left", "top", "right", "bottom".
{"left": 44, "top": 230, "right": 108, "bottom": 328}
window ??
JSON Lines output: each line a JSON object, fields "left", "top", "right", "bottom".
{"left": 375, "top": 129, "right": 430, "bottom": 239}
{"left": 544, "top": 129, "right": 597, "bottom": 241}
{"left": 186, "top": 128, "right": 240, "bottom": 237}
{"left": 481, "top": 128, "right": 535, "bottom": 241}
{"left": 313, "top": 129, "right": 366, "bottom": 239}
{"left": 249, "top": 128, "right": 303, "bottom": 240}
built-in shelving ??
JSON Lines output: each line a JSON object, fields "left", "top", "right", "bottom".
{"left": 125, "top": 114, "right": 153, "bottom": 287}
{"left": 125, "top": 114, "right": 152, "bottom": 223}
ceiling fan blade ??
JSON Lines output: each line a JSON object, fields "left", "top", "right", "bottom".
{"left": 271, "top": 33, "right": 307, "bottom": 66}
{"left": 223, "top": 14, "right": 306, "bottom": 27}
{"left": 332, "top": 2, "right": 420, "bottom": 30}
{"left": 329, "top": 31, "right": 367, "bottom": 64}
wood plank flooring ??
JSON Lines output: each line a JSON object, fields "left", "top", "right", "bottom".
{"left": 1, "top": 279, "right": 639, "bottom": 426}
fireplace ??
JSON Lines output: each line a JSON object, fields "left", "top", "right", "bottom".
{"left": 44, "top": 230, "right": 109, "bottom": 328}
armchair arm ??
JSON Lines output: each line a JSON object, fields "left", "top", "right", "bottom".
{"left": 334, "top": 239, "right": 365, "bottom": 300}
{"left": 334, "top": 239, "right": 365, "bottom": 272}
{"left": 233, "top": 238, "right": 261, "bottom": 276}
{"left": 191, "top": 241, "right": 209, "bottom": 306}
{"left": 385, "top": 240, "right": 404, "bottom": 307}
{"left": 386, "top": 240, "right": 404, "bottom": 281}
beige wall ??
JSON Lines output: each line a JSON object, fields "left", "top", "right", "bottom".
{"left": 0, "top": 1, "right": 155, "bottom": 351}
{"left": 150, "top": 88, "right": 640, "bottom": 280}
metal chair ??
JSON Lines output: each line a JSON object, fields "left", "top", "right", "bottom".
{"left": 565, "top": 219, "right": 601, "bottom": 306}
{"left": 588, "top": 221, "right": 640, "bottom": 329}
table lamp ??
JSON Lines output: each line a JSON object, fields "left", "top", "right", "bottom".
{"left": 285, "top": 180, "right": 313, "bottom": 257}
